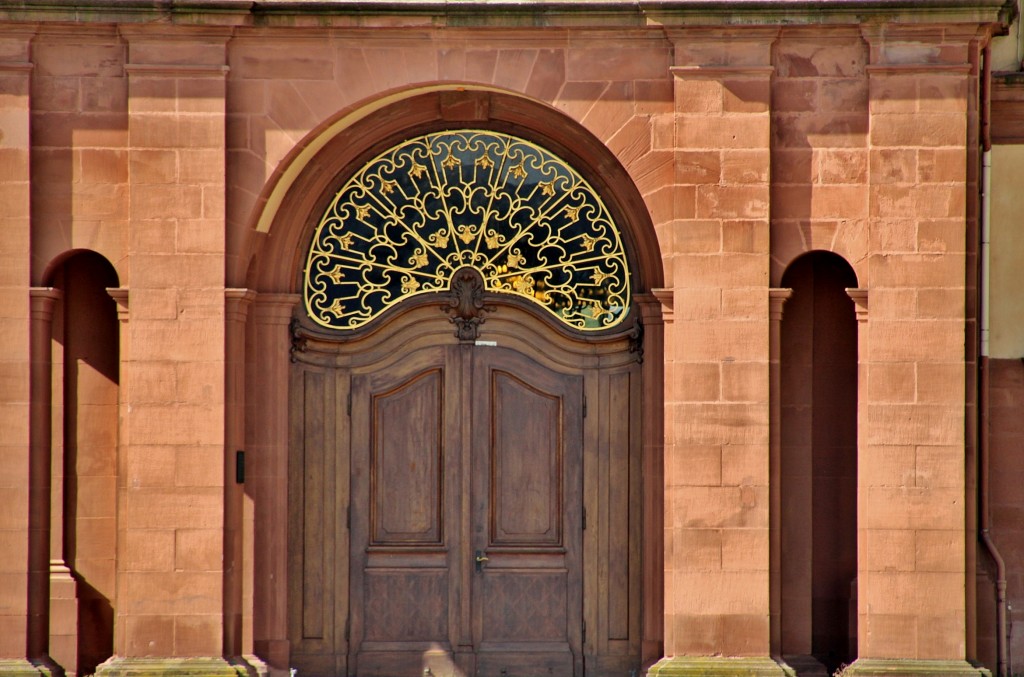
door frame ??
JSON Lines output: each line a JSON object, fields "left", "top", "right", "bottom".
{"left": 287, "top": 296, "right": 651, "bottom": 675}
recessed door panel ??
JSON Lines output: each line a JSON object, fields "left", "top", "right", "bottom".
{"left": 370, "top": 369, "right": 443, "bottom": 545}
{"left": 302, "top": 370, "right": 328, "bottom": 641}
{"left": 489, "top": 371, "right": 563, "bottom": 546}
{"left": 482, "top": 571, "right": 568, "bottom": 642}
{"left": 362, "top": 569, "right": 448, "bottom": 640}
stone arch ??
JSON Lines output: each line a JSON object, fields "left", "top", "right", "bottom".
{"left": 243, "top": 87, "right": 664, "bottom": 295}
{"left": 41, "top": 248, "right": 124, "bottom": 291}
{"left": 770, "top": 221, "right": 868, "bottom": 288}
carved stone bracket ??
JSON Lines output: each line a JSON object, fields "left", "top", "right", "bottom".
{"left": 442, "top": 267, "right": 494, "bottom": 341}
{"left": 769, "top": 288, "right": 793, "bottom": 322}
{"left": 106, "top": 287, "right": 129, "bottom": 323}
{"left": 845, "top": 287, "right": 868, "bottom": 323}
{"left": 628, "top": 316, "right": 645, "bottom": 363}
{"left": 651, "top": 287, "right": 674, "bottom": 324}
{"left": 289, "top": 317, "right": 308, "bottom": 362}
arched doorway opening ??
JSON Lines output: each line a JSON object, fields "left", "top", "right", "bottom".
{"left": 244, "top": 89, "right": 665, "bottom": 676}
{"left": 779, "top": 251, "right": 859, "bottom": 675}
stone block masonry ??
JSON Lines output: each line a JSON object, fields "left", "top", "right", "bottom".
{"left": 0, "top": 2, "right": 1012, "bottom": 676}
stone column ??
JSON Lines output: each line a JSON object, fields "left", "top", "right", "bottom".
{"left": 0, "top": 31, "right": 53, "bottom": 677}
{"left": 104, "top": 286, "right": 132, "bottom": 676}
{"left": 27, "top": 289, "right": 64, "bottom": 677}
{"left": 767, "top": 288, "right": 792, "bottom": 658}
{"left": 651, "top": 28, "right": 783, "bottom": 677}
{"left": 250, "top": 294, "right": 300, "bottom": 672}
{"left": 843, "top": 24, "right": 986, "bottom": 677}
{"left": 105, "top": 287, "right": 129, "bottom": 673}
{"left": 29, "top": 288, "right": 79, "bottom": 677}
{"left": 846, "top": 288, "right": 869, "bottom": 668}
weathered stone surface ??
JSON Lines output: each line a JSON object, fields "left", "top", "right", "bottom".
{"left": 0, "top": 660, "right": 57, "bottom": 677}
{"left": 647, "top": 656, "right": 787, "bottom": 676}
{"left": 0, "top": 2, "right": 1011, "bottom": 674}
{"left": 840, "top": 659, "right": 989, "bottom": 676}
{"left": 95, "top": 658, "right": 244, "bottom": 677}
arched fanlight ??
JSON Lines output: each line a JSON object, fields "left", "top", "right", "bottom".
{"left": 303, "top": 129, "right": 631, "bottom": 331}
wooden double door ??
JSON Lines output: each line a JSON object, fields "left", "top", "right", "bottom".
{"left": 289, "top": 318, "right": 642, "bottom": 676}
{"left": 350, "top": 343, "right": 582, "bottom": 676}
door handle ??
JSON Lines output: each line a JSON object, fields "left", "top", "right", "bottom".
{"left": 474, "top": 550, "right": 489, "bottom": 572}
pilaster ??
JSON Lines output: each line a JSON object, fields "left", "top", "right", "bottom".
{"left": 0, "top": 29, "right": 51, "bottom": 677}
{"left": 101, "top": 24, "right": 232, "bottom": 671}
{"left": 636, "top": 292, "right": 668, "bottom": 664}
{"left": 223, "top": 290, "right": 260, "bottom": 674}
{"left": 249, "top": 294, "right": 300, "bottom": 672}
{"left": 857, "top": 22, "right": 977, "bottom": 667}
{"left": 657, "top": 28, "right": 781, "bottom": 669}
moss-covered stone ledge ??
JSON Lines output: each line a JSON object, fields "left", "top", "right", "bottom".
{"left": 840, "top": 659, "right": 991, "bottom": 677}
{"left": 646, "top": 657, "right": 788, "bottom": 676}
{"left": 0, "top": 660, "right": 59, "bottom": 677}
{"left": 94, "top": 658, "right": 246, "bottom": 677}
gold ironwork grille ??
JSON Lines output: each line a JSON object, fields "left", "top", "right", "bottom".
{"left": 303, "top": 129, "right": 631, "bottom": 331}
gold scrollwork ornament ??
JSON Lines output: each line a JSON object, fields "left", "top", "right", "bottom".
{"left": 303, "top": 129, "right": 631, "bottom": 332}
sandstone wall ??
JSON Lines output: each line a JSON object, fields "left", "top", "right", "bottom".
{"left": 0, "top": 6, "right": 1006, "bottom": 676}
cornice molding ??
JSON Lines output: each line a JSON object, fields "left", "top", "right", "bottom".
{"left": 118, "top": 24, "right": 237, "bottom": 40}
{"left": 125, "top": 63, "right": 229, "bottom": 77}
{"left": 0, "top": 61, "right": 32, "bottom": 72}
{"left": 670, "top": 65, "right": 774, "bottom": 79}
{"left": 866, "top": 62, "right": 973, "bottom": 75}
{"left": 34, "top": 22, "right": 118, "bottom": 38}
{"left": 0, "top": 0, "right": 1011, "bottom": 29}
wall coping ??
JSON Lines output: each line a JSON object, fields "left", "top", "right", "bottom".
{"left": 0, "top": 0, "right": 1012, "bottom": 28}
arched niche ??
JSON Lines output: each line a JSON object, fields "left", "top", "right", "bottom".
{"left": 779, "top": 250, "right": 860, "bottom": 675}
{"left": 42, "top": 249, "right": 120, "bottom": 677}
